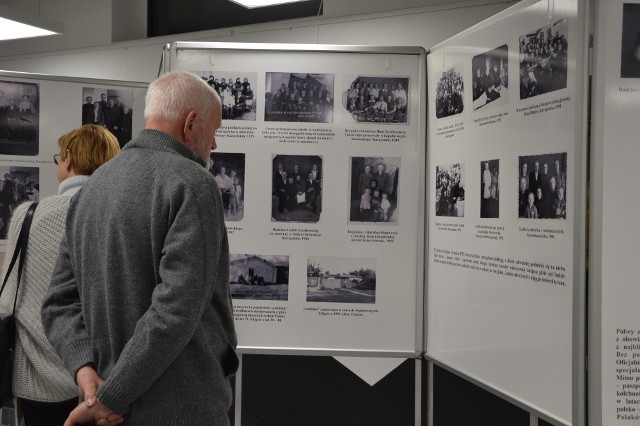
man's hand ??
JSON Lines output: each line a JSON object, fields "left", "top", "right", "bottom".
{"left": 63, "top": 400, "right": 124, "bottom": 426}
{"left": 76, "top": 364, "right": 103, "bottom": 407}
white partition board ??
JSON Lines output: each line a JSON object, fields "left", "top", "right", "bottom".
{"left": 590, "top": 0, "right": 640, "bottom": 424}
{"left": 0, "top": 70, "right": 147, "bottom": 246}
{"left": 425, "top": 0, "right": 588, "bottom": 424}
{"left": 164, "top": 43, "right": 426, "bottom": 357}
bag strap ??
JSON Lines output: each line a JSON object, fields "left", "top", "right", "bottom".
{"left": 0, "top": 202, "right": 38, "bottom": 314}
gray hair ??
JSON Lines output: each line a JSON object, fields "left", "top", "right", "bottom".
{"left": 144, "top": 71, "right": 221, "bottom": 122}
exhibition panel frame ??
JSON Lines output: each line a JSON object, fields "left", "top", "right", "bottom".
{"left": 424, "top": 0, "right": 588, "bottom": 425}
{"left": 163, "top": 42, "right": 426, "bottom": 358}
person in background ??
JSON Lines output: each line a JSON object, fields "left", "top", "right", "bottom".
{"left": 0, "top": 124, "right": 120, "bottom": 426}
{"left": 42, "top": 72, "right": 238, "bottom": 425}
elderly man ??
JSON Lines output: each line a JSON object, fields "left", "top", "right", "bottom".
{"left": 42, "top": 71, "right": 238, "bottom": 425}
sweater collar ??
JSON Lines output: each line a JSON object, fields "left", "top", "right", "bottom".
{"left": 123, "top": 129, "right": 207, "bottom": 167}
{"left": 58, "top": 175, "right": 89, "bottom": 196}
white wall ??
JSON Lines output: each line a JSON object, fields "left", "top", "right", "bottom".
{"left": 0, "top": 0, "right": 516, "bottom": 83}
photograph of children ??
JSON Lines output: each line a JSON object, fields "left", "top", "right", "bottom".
{"left": 81, "top": 87, "right": 134, "bottom": 148}
{"left": 209, "top": 152, "right": 245, "bottom": 221}
{"left": 192, "top": 71, "right": 257, "bottom": 120}
{"left": 342, "top": 76, "right": 409, "bottom": 123}
{"left": 0, "top": 166, "right": 40, "bottom": 239}
{"left": 435, "top": 163, "right": 465, "bottom": 217}
{"left": 348, "top": 157, "right": 400, "bottom": 224}
{"left": 306, "top": 256, "right": 376, "bottom": 304}
{"left": 435, "top": 66, "right": 464, "bottom": 119}
{"left": 472, "top": 45, "right": 509, "bottom": 111}
{"left": 0, "top": 81, "right": 40, "bottom": 156}
{"left": 518, "top": 152, "right": 567, "bottom": 219}
{"left": 480, "top": 160, "right": 499, "bottom": 219}
{"left": 229, "top": 254, "right": 289, "bottom": 301}
{"left": 519, "top": 18, "right": 568, "bottom": 100}
{"left": 265, "top": 72, "right": 334, "bottom": 123}
{"left": 272, "top": 155, "right": 322, "bottom": 223}
{"left": 621, "top": 3, "right": 640, "bottom": 78}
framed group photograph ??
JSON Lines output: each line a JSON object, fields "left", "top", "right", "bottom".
{"left": 472, "top": 45, "right": 509, "bottom": 111}
{"left": 348, "top": 156, "right": 401, "bottom": 224}
{"left": 0, "top": 80, "right": 40, "bottom": 156}
{"left": 81, "top": 87, "right": 134, "bottom": 148}
{"left": 209, "top": 152, "right": 245, "bottom": 222}
{"left": 435, "top": 163, "right": 465, "bottom": 217}
{"left": 272, "top": 155, "right": 323, "bottom": 223}
{"left": 518, "top": 152, "right": 567, "bottom": 219}
{"left": 435, "top": 66, "right": 464, "bottom": 118}
{"left": 342, "top": 76, "right": 409, "bottom": 123}
{"left": 265, "top": 72, "right": 335, "bottom": 123}
{"left": 192, "top": 71, "right": 257, "bottom": 120}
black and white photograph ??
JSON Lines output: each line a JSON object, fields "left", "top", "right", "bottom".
{"left": 192, "top": 71, "right": 257, "bottom": 120}
{"left": 435, "top": 66, "right": 464, "bottom": 119}
{"left": 272, "top": 155, "right": 322, "bottom": 223}
{"left": 342, "top": 76, "right": 409, "bottom": 123}
{"left": 0, "top": 166, "right": 40, "bottom": 239}
{"left": 518, "top": 152, "right": 567, "bottom": 219}
{"left": 480, "top": 159, "right": 499, "bottom": 219}
{"left": 472, "top": 45, "right": 509, "bottom": 111}
{"left": 348, "top": 156, "right": 400, "bottom": 224}
{"left": 435, "top": 163, "right": 465, "bottom": 217}
{"left": 209, "top": 152, "right": 245, "bottom": 222}
{"left": 0, "top": 80, "right": 40, "bottom": 156}
{"left": 229, "top": 254, "right": 289, "bottom": 301}
{"left": 621, "top": 3, "right": 640, "bottom": 78}
{"left": 306, "top": 256, "right": 376, "bottom": 304}
{"left": 265, "top": 72, "right": 334, "bottom": 123}
{"left": 81, "top": 87, "right": 134, "bottom": 148}
{"left": 519, "top": 18, "right": 568, "bottom": 100}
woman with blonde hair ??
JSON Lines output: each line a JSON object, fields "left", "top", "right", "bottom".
{"left": 0, "top": 124, "right": 120, "bottom": 425}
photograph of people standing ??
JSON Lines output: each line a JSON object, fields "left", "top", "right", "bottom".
{"left": 209, "top": 152, "right": 245, "bottom": 222}
{"left": 348, "top": 157, "right": 400, "bottom": 224}
{"left": 0, "top": 80, "right": 40, "bottom": 156}
{"left": 272, "top": 155, "right": 322, "bottom": 223}
{"left": 81, "top": 87, "right": 134, "bottom": 148}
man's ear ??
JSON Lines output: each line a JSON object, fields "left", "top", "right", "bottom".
{"left": 183, "top": 110, "right": 198, "bottom": 137}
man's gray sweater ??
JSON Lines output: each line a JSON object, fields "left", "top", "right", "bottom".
{"left": 42, "top": 129, "right": 238, "bottom": 425}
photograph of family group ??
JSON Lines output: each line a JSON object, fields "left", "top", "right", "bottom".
{"left": 472, "top": 45, "right": 509, "bottom": 111}
{"left": 435, "top": 66, "right": 464, "bottom": 119}
{"left": 342, "top": 76, "right": 409, "bottom": 123}
{"left": 209, "top": 152, "right": 245, "bottom": 222}
{"left": 435, "top": 163, "right": 465, "bottom": 217}
{"left": 229, "top": 254, "right": 289, "bottom": 301}
{"left": 480, "top": 159, "right": 500, "bottom": 218}
{"left": 307, "top": 256, "right": 376, "bottom": 304}
{"left": 265, "top": 72, "right": 334, "bottom": 123}
{"left": 348, "top": 157, "right": 400, "bottom": 224}
{"left": 519, "top": 18, "right": 568, "bottom": 99}
{"left": 81, "top": 87, "right": 134, "bottom": 148}
{"left": 0, "top": 80, "right": 40, "bottom": 156}
{"left": 272, "top": 155, "right": 323, "bottom": 223}
{"left": 0, "top": 166, "right": 40, "bottom": 239}
{"left": 518, "top": 152, "right": 567, "bottom": 219}
{"left": 193, "top": 71, "right": 257, "bottom": 121}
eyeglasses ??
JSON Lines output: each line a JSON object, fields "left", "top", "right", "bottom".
{"left": 53, "top": 154, "right": 61, "bottom": 165}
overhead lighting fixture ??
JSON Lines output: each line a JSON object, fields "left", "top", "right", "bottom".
{"left": 229, "top": 0, "right": 311, "bottom": 9}
{"left": 0, "top": 4, "right": 63, "bottom": 42}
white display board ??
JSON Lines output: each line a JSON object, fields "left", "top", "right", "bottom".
{"left": 164, "top": 42, "right": 426, "bottom": 356}
{"left": 425, "top": 0, "right": 588, "bottom": 424}
{"left": 590, "top": 0, "right": 640, "bottom": 424}
{"left": 0, "top": 70, "right": 147, "bottom": 247}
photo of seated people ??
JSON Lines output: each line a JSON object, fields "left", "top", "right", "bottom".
{"left": 348, "top": 156, "right": 400, "bottom": 224}
{"left": 81, "top": 87, "right": 134, "bottom": 148}
{"left": 0, "top": 81, "right": 40, "bottom": 156}
{"left": 193, "top": 71, "right": 257, "bottom": 120}
{"left": 265, "top": 72, "right": 334, "bottom": 123}
{"left": 272, "top": 155, "right": 322, "bottom": 223}
{"left": 435, "top": 67, "right": 464, "bottom": 119}
{"left": 472, "top": 45, "right": 509, "bottom": 111}
{"left": 620, "top": 3, "right": 640, "bottom": 78}
{"left": 209, "top": 152, "right": 245, "bottom": 222}
{"left": 229, "top": 254, "right": 289, "bottom": 301}
{"left": 0, "top": 166, "right": 40, "bottom": 239}
{"left": 435, "top": 163, "right": 465, "bottom": 217}
{"left": 518, "top": 152, "right": 567, "bottom": 219}
{"left": 342, "top": 77, "right": 409, "bottom": 123}
{"left": 480, "top": 159, "right": 500, "bottom": 219}
{"left": 519, "top": 18, "right": 568, "bottom": 100}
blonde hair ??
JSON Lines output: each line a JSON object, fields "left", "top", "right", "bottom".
{"left": 144, "top": 71, "right": 221, "bottom": 122}
{"left": 59, "top": 124, "right": 120, "bottom": 175}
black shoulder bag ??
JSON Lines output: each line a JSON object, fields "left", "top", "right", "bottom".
{"left": 0, "top": 202, "right": 38, "bottom": 402}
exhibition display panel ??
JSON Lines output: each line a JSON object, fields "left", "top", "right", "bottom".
{"left": 425, "top": 0, "right": 588, "bottom": 424}
{"left": 162, "top": 42, "right": 426, "bottom": 357}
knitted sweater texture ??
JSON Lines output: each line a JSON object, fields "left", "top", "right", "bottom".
{"left": 0, "top": 196, "right": 78, "bottom": 402}
{"left": 41, "top": 130, "right": 238, "bottom": 425}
